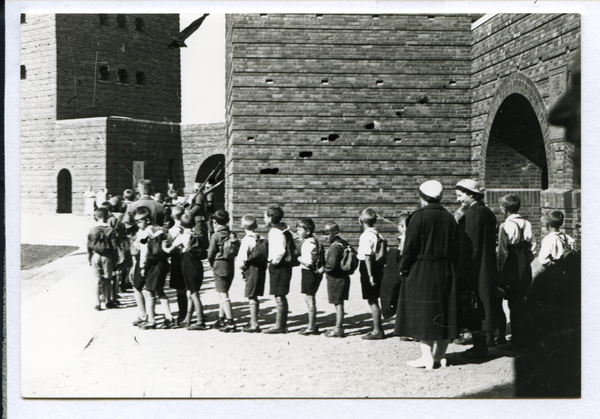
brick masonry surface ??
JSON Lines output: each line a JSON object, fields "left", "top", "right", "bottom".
{"left": 225, "top": 13, "right": 580, "bottom": 243}
{"left": 21, "top": 13, "right": 581, "bottom": 243}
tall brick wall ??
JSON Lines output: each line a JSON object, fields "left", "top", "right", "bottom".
{"left": 21, "top": 14, "right": 59, "bottom": 213}
{"left": 472, "top": 13, "right": 581, "bottom": 239}
{"left": 181, "top": 123, "right": 227, "bottom": 196}
{"left": 225, "top": 13, "right": 480, "bottom": 244}
{"left": 55, "top": 14, "right": 181, "bottom": 122}
{"left": 21, "top": 14, "right": 184, "bottom": 215}
{"left": 106, "top": 118, "right": 183, "bottom": 199}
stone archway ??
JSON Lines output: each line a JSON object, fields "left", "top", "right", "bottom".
{"left": 479, "top": 72, "right": 554, "bottom": 188}
{"left": 56, "top": 169, "right": 72, "bottom": 213}
{"left": 195, "top": 154, "right": 226, "bottom": 212}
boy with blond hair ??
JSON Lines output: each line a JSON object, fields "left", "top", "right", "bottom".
{"left": 357, "top": 208, "right": 386, "bottom": 339}
{"left": 236, "top": 215, "right": 268, "bottom": 332}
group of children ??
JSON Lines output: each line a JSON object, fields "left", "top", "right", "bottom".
{"left": 86, "top": 185, "right": 577, "bottom": 343}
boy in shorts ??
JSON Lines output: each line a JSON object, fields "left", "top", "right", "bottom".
{"left": 263, "top": 205, "right": 294, "bottom": 334}
{"left": 87, "top": 207, "right": 119, "bottom": 310}
{"left": 208, "top": 209, "right": 238, "bottom": 332}
{"left": 357, "top": 208, "right": 386, "bottom": 340}
{"left": 297, "top": 218, "right": 323, "bottom": 335}
{"left": 164, "top": 205, "right": 191, "bottom": 326}
{"left": 322, "top": 222, "right": 351, "bottom": 338}
{"left": 163, "top": 213, "right": 208, "bottom": 330}
{"left": 236, "top": 215, "right": 267, "bottom": 333}
{"left": 135, "top": 207, "right": 174, "bottom": 330}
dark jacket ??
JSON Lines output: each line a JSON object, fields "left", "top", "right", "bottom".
{"left": 324, "top": 236, "right": 350, "bottom": 279}
{"left": 394, "top": 202, "right": 459, "bottom": 340}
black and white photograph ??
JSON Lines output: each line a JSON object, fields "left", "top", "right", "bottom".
{"left": 5, "top": 0, "right": 598, "bottom": 417}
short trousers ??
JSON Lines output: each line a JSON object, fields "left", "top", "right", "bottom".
{"left": 169, "top": 252, "right": 186, "bottom": 290}
{"left": 213, "top": 260, "right": 234, "bottom": 293}
{"left": 131, "top": 256, "right": 145, "bottom": 291}
{"left": 182, "top": 252, "right": 204, "bottom": 293}
{"left": 91, "top": 253, "right": 113, "bottom": 281}
{"left": 327, "top": 274, "right": 350, "bottom": 305}
{"left": 300, "top": 269, "right": 323, "bottom": 296}
{"left": 359, "top": 261, "right": 383, "bottom": 300}
{"left": 269, "top": 263, "right": 293, "bottom": 296}
{"left": 145, "top": 259, "right": 170, "bottom": 298}
{"left": 244, "top": 266, "right": 266, "bottom": 298}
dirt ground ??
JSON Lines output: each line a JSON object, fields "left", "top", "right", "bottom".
{"left": 18, "top": 214, "right": 517, "bottom": 400}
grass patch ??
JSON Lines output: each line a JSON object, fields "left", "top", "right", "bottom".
{"left": 21, "top": 244, "right": 80, "bottom": 270}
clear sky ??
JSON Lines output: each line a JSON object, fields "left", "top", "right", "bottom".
{"left": 180, "top": 14, "right": 226, "bottom": 125}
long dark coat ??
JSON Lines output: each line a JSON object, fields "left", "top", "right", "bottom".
{"left": 393, "top": 203, "right": 459, "bottom": 341}
{"left": 455, "top": 201, "right": 497, "bottom": 333}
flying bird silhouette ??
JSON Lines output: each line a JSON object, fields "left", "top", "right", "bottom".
{"left": 168, "top": 14, "right": 209, "bottom": 49}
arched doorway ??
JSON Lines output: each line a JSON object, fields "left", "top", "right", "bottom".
{"left": 57, "top": 169, "right": 72, "bottom": 213}
{"left": 485, "top": 93, "right": 547, "bottom": 236}
{"left": 195, "top": 154, "right": 226, "bottom": 211}
{"left": 485, "top": 93, "right": 548, "bottom": 190}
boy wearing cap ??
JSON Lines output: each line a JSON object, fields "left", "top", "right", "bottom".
{"left": 455, "top": 179, "right": 497, "bottom": 359}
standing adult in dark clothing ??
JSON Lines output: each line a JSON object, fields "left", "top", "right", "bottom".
{"left": 187, "top": 181, "right": 215, "bottom": 247}
{"left": 454, "top": 179, "right": 497, "bottom": 359}
{"left": 122, "top": 180, "right": 165, "bottom": 227}
{"left": 394, "top": 180, "right": 459, "bottom": 369}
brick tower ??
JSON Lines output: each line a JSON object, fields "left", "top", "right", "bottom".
{"left": 21, "top": 14, "right": 183, "bottom": 214}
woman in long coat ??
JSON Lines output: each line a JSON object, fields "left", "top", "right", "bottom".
{"left": 394, "top": 180, "right": 459, "bottom": 369}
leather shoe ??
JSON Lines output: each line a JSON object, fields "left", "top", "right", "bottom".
{"left": 242, "top": 325, "right": 261, "bottom": 333}
{"left": 325, "top": 329, "right": 346, "bottom": 338}
{"left": 262, "top": 327, "right": 287, "bottom": 334}
{"left": 361, "top": 332, "right": 385, "bottom": 340}
{"left": 299, "top": 328, "right": 320, "bottom": 336}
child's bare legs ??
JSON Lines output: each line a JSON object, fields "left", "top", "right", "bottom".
{"left": 304, "top": 295, "right": 317, "bottom": 331}
{"left": 368, "top": 298, "right": 383, "bottom": 335}
{"left": 95, "top": 279, "right": 102, "bottom": 308}
{"left": 335, "top": 303, "right": 345, "bottom": 332}
{"left": 190, "top": 291, "right": 204, "bottom": 324}
{"left": 133, "top": 288, "right": 147, "bottom": 320}
{"left": 102, "top": 278, "right": 112, "bottom": 306}
{"left": 143, "top": 290, "right": 157, "bottom": 324}
{"left": 276, "top": 295, "right": 288, "bottom": 329}
{"left": 158, "top": 295, "right": 173, "bottom": 321}
{"left": 407, "top": 340, "right": 434, "bottom": 369}
{"left": 248, "top": 297, "right": 260, "bottom": 328}
{"left": 218, "top": 292, "right": 234, "bottom": 320}
{"left": 176, "top": 289, "right": 188, "bottom": 322}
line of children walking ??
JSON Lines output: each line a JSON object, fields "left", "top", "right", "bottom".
{"left": 87, "top": 186, "right": 576, "bottom": 350}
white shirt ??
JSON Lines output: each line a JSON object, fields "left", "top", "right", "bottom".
{"left": 538, "top": 231, "right": 575, "bottom": 266}
{"left": 236, "top": 231, "right": 260, "bottom": 272}
{"left": 357, "top": 227, "right": 379, "bottom": 260}
{"left": 298, "top": 237, "right": 318, "bottom": 270}
{"left": 497, "top": 214, "right": 537, "bottom": 269}
{"left": 268, "top": 226, "right": 287, "bottom": 265}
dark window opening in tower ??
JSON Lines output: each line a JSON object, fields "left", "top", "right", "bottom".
{"left": 136, "top": 71, "right": 146, "bottom": 86}
{"left": 99, "top": 65, "right": 109, "bottom": 81}
{"left": 117, "top": 14, "right": 126, "bottom": 28}
{"left": 99, "top": 14, "right": 109, "bottom": 25}
{"left": 21, "top": 14, "right": 26, "bottom": 24}
{"left": 21, "top": 65, "right": 26, "bottom": 80}
{"left": 135, "top": 17, "right": 145, "bottom": 32}
{"left": 118, "top": 69, "right": 129, "bottom": 84}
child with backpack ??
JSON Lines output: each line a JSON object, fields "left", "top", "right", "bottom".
{"left": 357, "top": 208, "right": 388, "bottom": 340}
{"left": 236, "top": 215, "right": 268, "bottom": 333}
{"left": 207, "top": 209, "right": 240, "bottom": 332}
{"left": 496, "top": 194, "right": 536, "bottom": 351}
{"left": 263, "top": 205, "right": 297, "bottom": 334}
{"left": 321, "top": 221, "right": 356, "bottom": 338}
{"left": 135, "top": 207, "right": 174, "bottom": 330}
{"left": 87, "top": 207, "right": 119, "bottom": 310}
{"left": 537, "top": 210, "right": 575, "bottom": 268}
{"left": 163, "top": 213, "right": 209, "bottom": 331}
{"left": 296, "top": 218, "right": 324, "bottom": 335}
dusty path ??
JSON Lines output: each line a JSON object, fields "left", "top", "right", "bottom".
{"left": 19, "top": 214, "right": 515, "bottom": 399}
